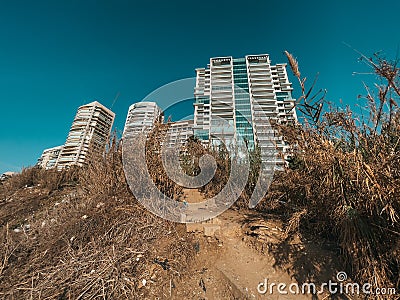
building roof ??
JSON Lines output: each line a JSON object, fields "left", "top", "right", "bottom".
{"left": 128, "top": 101, "right": 159, "bottom": 110}
{"left": 81, "top": 101, "right": 116, "bottom": 117}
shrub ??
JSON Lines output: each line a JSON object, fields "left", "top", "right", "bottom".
{"left": 257, "top": 51, "right": 400, "bottom": 297}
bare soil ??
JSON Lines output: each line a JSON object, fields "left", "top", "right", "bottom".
{"left": 172, "top": 207, "right": 344, "bottom": 299}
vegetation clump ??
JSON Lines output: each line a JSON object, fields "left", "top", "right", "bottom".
{"left": 0, "top": 136, "right": 195, "bottom": 299}
{"left": 257, "top": 51, "right": 400, "bottom": 297}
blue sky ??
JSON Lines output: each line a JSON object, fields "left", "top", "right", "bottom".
{"left": 0, "top": 0, "right": 399, "bottom": 174}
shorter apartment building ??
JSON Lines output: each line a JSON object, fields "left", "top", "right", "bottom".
{"left": 37, "top": 145, "right": 63, "bottom": 169}
{"left": 165, "top": 120, "right": 194, "bottom": 148}
{"left": 123, "top": 101, "right": 163, "bottom": 139}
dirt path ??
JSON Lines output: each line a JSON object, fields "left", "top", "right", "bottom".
{"left": 212, "top": 210, "right": 309, "bottom": 299}
{"left": 182, "top": 188, "right": 205, "bottom": 204}
{"left": 174, "top": 190, "right": 341, "bottom": 299}
{"left": 174, "top": 209, "right": 312, "bottom": 299}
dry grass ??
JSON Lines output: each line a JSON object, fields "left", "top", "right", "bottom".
{"left": 1, "top": 166, "right": 79, "bottom": 198}
{"left": 257, "top": 51, "right": 400, "bottom": 298}
{"left": 0, "top": 135, "right": 195, "bottom": 299}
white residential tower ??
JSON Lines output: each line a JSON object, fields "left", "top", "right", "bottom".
{"left": 123, "top": 101, "right": 163, "bottom": 139}
{"left": 57, "top": 101, "right": 115, "bottom": 169}
{"left": 193, "top": 54, "right": 297, "bottom": 166}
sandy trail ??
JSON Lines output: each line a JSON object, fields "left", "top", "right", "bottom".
{"left": 173, "top": 189, "right": 341, "bottom": 299}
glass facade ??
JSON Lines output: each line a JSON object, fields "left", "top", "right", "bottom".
{"left": 232, "top": 58, "right": 254, "bottom": 149}
{"left": 193, "top": 54, "right": 297, "bottom": 168}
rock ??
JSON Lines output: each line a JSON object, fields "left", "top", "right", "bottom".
{"left": 186, "top": 223, "right": 203, "bottom": 232}
{"left": 204, "top": 224, "right": 220, "bottom": 237}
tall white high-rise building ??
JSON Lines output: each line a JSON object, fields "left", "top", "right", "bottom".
{"left": 37, "top": 145, "right": 63, "bottom": 169}
{"left": 123, "top": 101, "right": 163, "bottom": 139}
{"left": 165, "top": 119, "right": 194, "bottom": 148}
{"left": 193, "top": 54, "right": 297, "bottom": 166}
{"left": 57, "top": 101, "right": 115, "bottom": 169}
